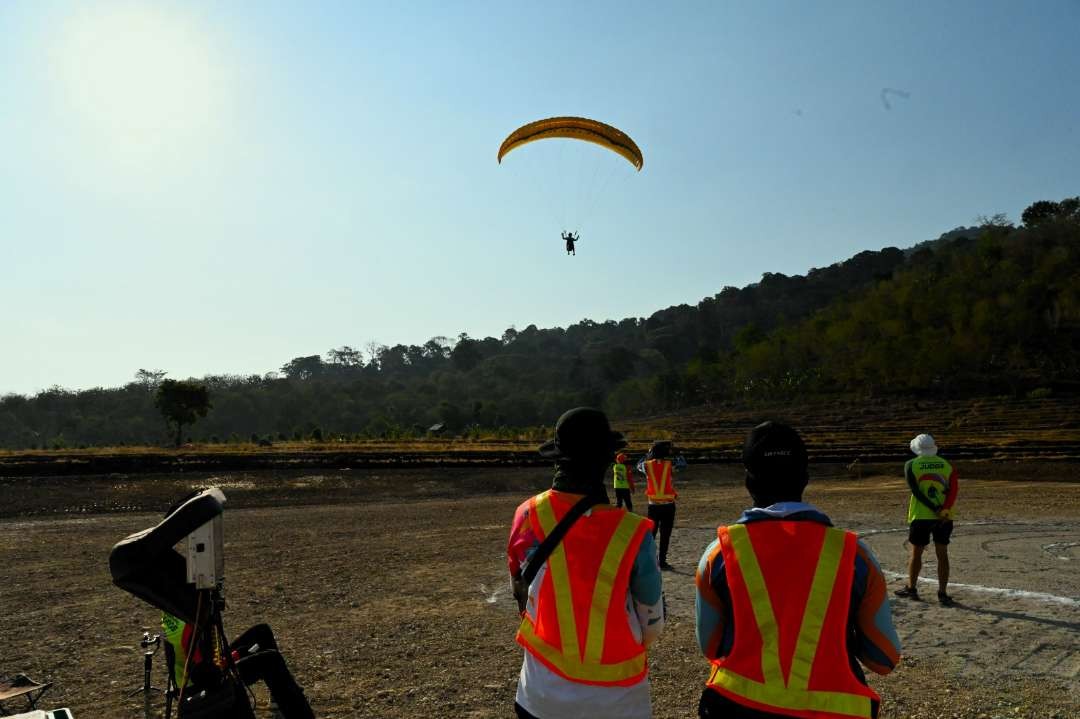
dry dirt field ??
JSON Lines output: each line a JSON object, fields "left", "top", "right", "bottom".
{"left": 1, "top": 463, "right": 1078, "bottom": 719}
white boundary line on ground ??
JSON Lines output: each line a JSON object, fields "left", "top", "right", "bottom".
{"left": 857, "top": 519, "right": 1073, "bottom": 539}
{"left": 881, "top": 570, "right": 1080, "bottom": 606}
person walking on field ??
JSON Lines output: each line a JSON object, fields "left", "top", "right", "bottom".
{"left": 613, "top": 451, "right": 637, "bottom": 512}
{"left": 638, "top": 440, "right": 686, "bottom": 570}
{"left": 507, "top": 407, "right": 665, "bottom": 719}
{"left": 894, "top": 433, "right": 959, "bottom": 606}
{"left": 695, "top": 421, "right": 900, "bottom": 719}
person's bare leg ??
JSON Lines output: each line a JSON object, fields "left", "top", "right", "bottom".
{"left": 907, "top": 544, "right": 924, "bottom": 591}
{"left": 934, "top": 543, "right": 950, "bottom": 595}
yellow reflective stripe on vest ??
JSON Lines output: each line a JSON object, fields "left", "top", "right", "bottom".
{"left": 714, "top": 525, "right": 870, "bottom": 718}
{"left": 726, "top": 524, "right": 782, "bottom": 685}
{"left": 789, "top": 528, "right": 846, "bottom": 691}
{"left": 526, "top": 496, "right": 646, "bottom": 682}
{"left": 535, "top": 494, "right": 579, "bottom": 665}
{"left": 708, "top": 666, "right": 871, "bottom": 717}
{"left": 584, "top": 512, "right": 642, "bottom": 664}
{"left": 647, "top": 461, "right": 674, "bottom": 500}
{"left": 518, "top": 620, "right": 646, "bottom": 682}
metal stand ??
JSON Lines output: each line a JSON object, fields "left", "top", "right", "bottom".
{"left": 126, "top": 631, "right": 165, "bottom": 718}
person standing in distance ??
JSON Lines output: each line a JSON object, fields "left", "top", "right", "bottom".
{"left": 638, "top": 440, "right": 686, "bottom": 570}
{"left": 507, "top": 407, "right": 665, "bottom": 719}
{"left": 613, "top": 452, "right": 637, "bottom": 512}
{"left": 894, "top": 433, "right": 959, "bottom": 605}
{"left": 695, "top": 421, "right": 900, "bottom": 719}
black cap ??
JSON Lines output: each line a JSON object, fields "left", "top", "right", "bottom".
{"left": 742, "top": 421, "right": 807, "bottom": 480}
{"left": 538, "top": 407, "right": 626, "bottom": 460}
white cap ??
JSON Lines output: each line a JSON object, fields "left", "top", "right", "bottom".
{"left": 910, "top": 433, "right": 938, "bottom": 456}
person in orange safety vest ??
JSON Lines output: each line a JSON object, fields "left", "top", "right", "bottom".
{"left": 637, "top": 440, "right": 685, "bottom": 570}
{"left": 695, "top": 421, "right": 901, "bottom": 719}
{"left": 508, "top": 407, "right": 665, "bottom": 719}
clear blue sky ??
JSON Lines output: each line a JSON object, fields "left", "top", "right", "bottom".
{"left": 2, "top": 0, "right": 1078, "bottom": 395}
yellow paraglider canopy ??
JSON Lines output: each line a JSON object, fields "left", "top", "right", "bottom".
{"left": 498, "top": 116, "right": 644, "bottom": 171}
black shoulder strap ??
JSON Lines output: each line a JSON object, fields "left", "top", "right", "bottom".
{"left": 519, "top": 494, "right": 598, "bottom": 587}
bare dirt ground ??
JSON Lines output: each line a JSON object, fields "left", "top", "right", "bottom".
{"left": 1, "top": 463, "right": 1078, "bottom": 719}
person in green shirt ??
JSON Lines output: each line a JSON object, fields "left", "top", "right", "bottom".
{"left": 894, "top": 433, "right": 959, "bottom": 606}
{"left": 612, "top": 452, "right": 637, "bottom": 512}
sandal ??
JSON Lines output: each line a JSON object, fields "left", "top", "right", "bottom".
{"left": 894, "top": 585, "right": 919, "bottom": 600}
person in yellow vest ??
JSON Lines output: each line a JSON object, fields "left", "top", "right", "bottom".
{"left": 613, "top": 452, "right": 637, "bottom": 512}
{"left": 894, "top": 433, "right": 959, "bottom": 606}
{"left": 508, "top": 407, "right": 665, "bottom": 719}
{"left": 695, "top": 421, "right": 900, "bottom": 719}
{"left": 637, "top": 440, "right": 685, "bottom": 570}
{"left": 161, "top": 615, "right": 314, "bottom": 717}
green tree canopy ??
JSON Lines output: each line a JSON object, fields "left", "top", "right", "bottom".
{"left": 2, "top": 194, "right": 1078, "bottom": 449}
{"left": 155, "top": 379, "right": 212, "bottom": 447}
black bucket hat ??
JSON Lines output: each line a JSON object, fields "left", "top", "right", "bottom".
{"left": 538, "top": 407, "right": 627, "bottom": 460}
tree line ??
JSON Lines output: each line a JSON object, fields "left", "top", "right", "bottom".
{"left": 2, "top": 197, "right": 1077, "bottom": 449}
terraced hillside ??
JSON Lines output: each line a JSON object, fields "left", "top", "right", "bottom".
{"left": 1, "top": 395, "right": 1077, "bottom": 477}
{"left": 622, "top": 395, "right": 1080, "bottom": 464}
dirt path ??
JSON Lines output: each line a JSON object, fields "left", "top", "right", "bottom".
{"left": 1, "top": 468, "right": 1078, "bottom": 718}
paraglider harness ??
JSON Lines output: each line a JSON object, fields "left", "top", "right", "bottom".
{"left": 109, "top": 488, "right": 256, "bottom": 719}
{"left": 512, "top": 494, "right": 598, "bottom": 614}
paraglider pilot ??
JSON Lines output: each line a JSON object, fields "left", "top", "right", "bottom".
{"left": 562, "top": 231, "right": 579, "bottom": 255}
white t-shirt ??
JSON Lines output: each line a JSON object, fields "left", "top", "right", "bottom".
{"left": 516, "top": 655, "right": 653, "bottom": 719}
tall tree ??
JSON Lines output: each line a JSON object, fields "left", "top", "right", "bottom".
{"left": 155, "top": 380, "right": 212, "bottom": 446}
{"left": 134, "top": 368, "right": 168, "bottom": 393}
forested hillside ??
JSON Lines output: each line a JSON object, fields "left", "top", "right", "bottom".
{"left": 2, "top": 199, "right": 1078, "bottom": 449}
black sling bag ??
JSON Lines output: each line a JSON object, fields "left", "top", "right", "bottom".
{"left": 512, "top": 494, "right": 599, "bottom": 614}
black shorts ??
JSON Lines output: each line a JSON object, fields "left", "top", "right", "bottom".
{"left": 908, "top": 519, "right": 954, "bottom": 546}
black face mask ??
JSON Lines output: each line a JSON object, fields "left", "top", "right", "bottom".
{"left": 552, "top": 457, "right": 612, "bottom": 502}
{"left": 745, "top": 471, "right": 807, "bottom": 508}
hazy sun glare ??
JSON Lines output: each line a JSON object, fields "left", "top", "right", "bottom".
{"left": 51, "top": 4, "right": 224, "bottom": 158}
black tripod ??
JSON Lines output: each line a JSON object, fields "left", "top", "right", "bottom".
{"left": 127, "top": 631, "right": 166, "bottom": 718}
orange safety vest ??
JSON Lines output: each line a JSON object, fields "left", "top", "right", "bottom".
{"left": 516, "top": 490, "right": 652, "bottom": 686}
{"left": 644, "top": 459, "right": 675, "bottom": 503}
{"left": 705, "top": 522, "right": 880, "bottom": 718}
